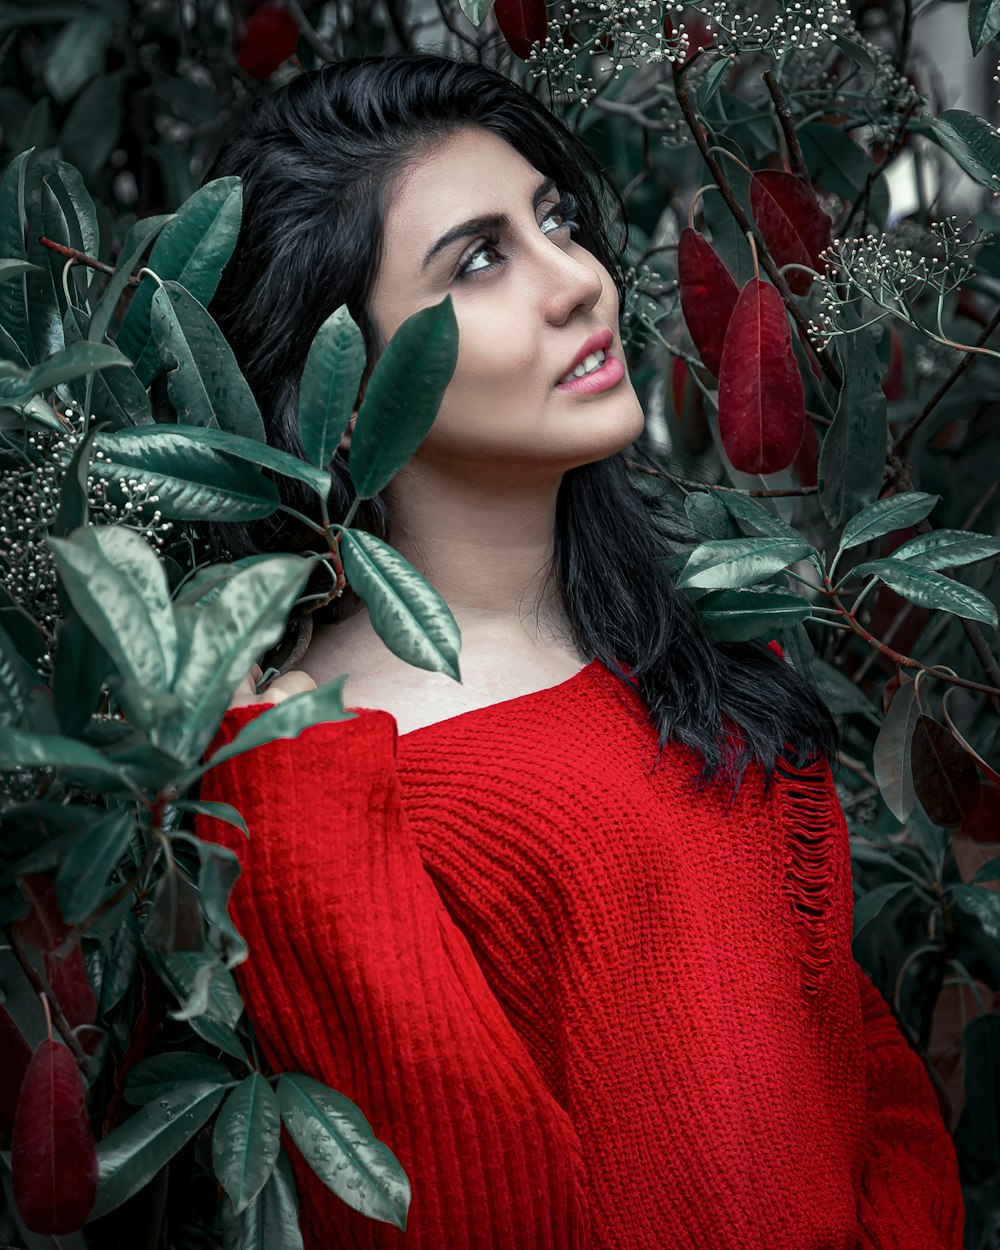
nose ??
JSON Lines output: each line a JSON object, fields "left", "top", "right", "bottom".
{"left": 536, "top": 237, "right": 606, "bottom": 327}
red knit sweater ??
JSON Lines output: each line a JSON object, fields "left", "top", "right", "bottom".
{"left": 198, "top": 653, "right": 965, "bottom": 1249}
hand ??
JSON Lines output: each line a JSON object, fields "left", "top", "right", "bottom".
{"left": 229, "top": 662, "right": 318, "bottom": 709}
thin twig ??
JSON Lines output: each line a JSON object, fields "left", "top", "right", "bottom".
{"left": 39, "top": 237, "right": 141, "bottom": 287}
{"left": 895, "top": 300, "right": 1000, "bottom": 455}
{"left": 625, "top": 458, "right": 818, "bottom": 497}
{"left": 670, "top": 62, "right": 842, "bottom": 391}
{"left": 837, "top": 750, "right": 878, "bottom": 788}
{"left": 284, "top": 0, "right": 338, "bottom": 60}
{"left": 762, "top": 70, "right": 812, "bottom": 188}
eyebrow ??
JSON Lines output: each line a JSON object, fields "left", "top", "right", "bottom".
{"left": 421, "top": 177, "right": 558, "bottom": 271}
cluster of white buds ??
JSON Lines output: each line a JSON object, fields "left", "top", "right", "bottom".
{"left": 807, "top": 216, "right": 988, "bottom": 350}
{"left": 690, "top": 0, "right": 851, "bottom": 58}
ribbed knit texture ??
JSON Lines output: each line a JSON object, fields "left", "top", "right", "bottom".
{"left": 197, "top": 654, "right": 965, "bottom": 1249}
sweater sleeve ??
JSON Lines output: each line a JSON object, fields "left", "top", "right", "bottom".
{"left": 853, "top": 963, "right": 965, "bottom": 1250}
{"left": 195, "top": 704, "right": 590, "bottom": 1250}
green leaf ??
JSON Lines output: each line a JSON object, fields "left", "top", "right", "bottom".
{"left": 458, "top": 0, "right": 494, "bottom": 23}
{"left": 683, "top": 491, "right": 737, "bottom": 540}
{"left": 828, "top": 29, "right": 879, "bottom": 82}
{"left": 954, "top": 1015, "right": 1000, "bottom": 1186}
{"left": 951, "top": 883, "right": 1000, "bottom": 944}
{"left": 891, "top": 529, "right": 1000, "bottom": 572}
{"left": 276, "top": 1072, "right": 410, "bottom": 1229}
{"left": 176, "top": 799, "right": 249, "bottom": 838}
{"left": 115, "top": 178, "right": 243, "bottom": 385}
{"left": 54, "top": 807, "right": 135, "bottom": 925}
{"left": 214, "top": 1074, "right": 281, "bottom": 1214}
{"left": 48, "top": 525, "right": 178, "bottom": 698}
{"left": 0, "top": 150, "right": 33, "bottom": 363}
{"left": 0, "top": 621, "right": 32, "bottom": 726}
{"left": 0, "top": 726, "right": 131, "bottom": 787}
{"left": 88, "top": 214, "right": 171, "bottom": 348}
{"left": 53, "top": 608, "right": 112, "bottom": 736}
{"left": 0, "top": 340, "right": 130, "bottom": 404}
{"left": 809, "top": 658, "right": 881, "bottom": 723}
{"left": 818, "top": 327, "right": 887, "bottom": 528}
{"left": 299, "top": 304, "right": 365, "bottom": 467}
{"left": 853, "top": 881, "right": 910, "bottom": 935}
{"left": 100, "top": 423, "right": 329, "bottom": 500}
{"left": 915, "top": 110, "right": 1000, "bottom": 191}
{"left": 838, "top": 491, "right": 939, "bottom": 552}
{"left": 42, "top": 13, "right": 112, "bottom": 104}
{"left": 872, "top": 676, "right": 919, "bottom": 822}
{"left": 197, "top": 841, "right": 247, "bottom": 969}
{"left": 92, "top": 427, "right": 281, "bottom": 521}
{"left": 340, "top": 529, "right": 461, "bottom": 679}
{"left": 169, "top": 555, "right": 312, "bottom": 762}
{"left": 349, "top": 296, "right": 459, "bottom": 498}
{"left": 675, "top": 537, "right": 814, "bottom": 591}
{"left": 201, "top": 675, "right": 353, "bottom": 773}
{"left": 220, "top": 1149, "right": 304, "bottom": 1250}
{"left": 158, "top": 948, "right": 244, "bottom": 1030}
{"left": 695, "top": 588, "right": 811, "bottom": 642}
{"left": 969, "top": 0, "right": 1000, "bottom": 53}
{"left": 124, "top": 1052, "right": 232, "bottom": 1106}
{"left": 150, "top": 282, "right": 265, "bottom": 440}
{"left": 696, "top": 56, "right": 732, "bottom": 113}
{"left": 973, "top": 858, "right": 1000, "bottom": 884}
{"left": 53, "top": 419, "right": 101, "bottom": 537}
{"left": 92, "top": 1081, "right": 226, "bottom": 1218}
{"left": 850, "top": 558, "right": 997, "bottom": 628}
{"left": 60, "top": 71, "right": 124, "bottom": 181}
{"left": 0, "top": 259, "right": 37, "bottom": 283}
{"left": 709, "top": 487, "right": 812, "bottom": 547}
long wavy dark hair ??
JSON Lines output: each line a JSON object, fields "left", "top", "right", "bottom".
{"left": 205, "top": 52, "right": 838, "bottom": 790}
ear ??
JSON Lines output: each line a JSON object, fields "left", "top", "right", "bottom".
{"left": 338, "top": 410, "right": 358, "bottom": 454}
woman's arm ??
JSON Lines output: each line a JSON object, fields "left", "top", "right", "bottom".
{"left": 853, "top": 963, "right": 965, "bottom": 1250}
{"left": 196, "top": 702, "right": 589, "bottom": 1250}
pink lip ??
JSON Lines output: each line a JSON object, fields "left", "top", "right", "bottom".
{"left": 557, "top": 328, "right": 614, "bottom": 384}
{"left": 554, "top": 348, "right": 625, "bottom": 395}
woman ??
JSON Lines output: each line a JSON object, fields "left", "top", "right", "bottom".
{"left": 199, "top": 53, "right": 965, "bottom": 1249}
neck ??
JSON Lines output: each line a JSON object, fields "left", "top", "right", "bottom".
{"left": 384, "top": 462, "right": 569, "bottom": 644}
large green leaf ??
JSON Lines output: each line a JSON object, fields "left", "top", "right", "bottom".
{"left": 0, "top": 340, "right": 129, "bottom": 404}
{"left": 221, "top": 1149, "right": 304, "bottom": 1250}
{"left": 916, "top": 110, "right": 1000, "bottom": 190}
{"left": 837, "top": 491, "right": 939, "bottom": 552}
{"left": 709, "top": 488, "right": 813, "bottom": 547}
{"left": 458, "top": 0, "right": 495, "bottom": 22}
{"left": 951, "top": 883, "right": 1000, "bottom": 945}
{"left": 151, "top": 282, "right": 265, "bottom": 440}
{"left": 0, "top": 621, "right": 32, "bottom": 727}
{"left": 169, "top": 555, "right": 312, "bottom": 761}
{"left": 48, "top": 525, "right": 178, "bottom": 696}
{"left": 0, "top": 149, "right": 33, "bottom": 363}
{"left": 891, "top": 529, "right": 1000, "bottom": 572}
{"left": 60, "top": 71, "right": 124, "bottom": 181}
{"left": 340, "top": 529, "right": 461, "bottom": 679}
{"left": 276, "top": 1072, "right": 410, "bottom": 1229}
{"left": 197, "top": 840, "right": 247, "bottom": 969}
{"left": 349, "top": 296, "right": 458, "bottom": 498}
{"left": 695, "top": 587, "right": 811, "bottom": 641}
{"left": 92, "top": 1081, "right": 226, "bottom": 1218}
{"left": 88, "top": 214, "right": 171, "bottom": 348}
{"left": 158, "top": 948, "right": 244, "bottom": 1029}
{"left": 853, "top": 881, "right": 910, "bottom": 935}
{"left": 54, "top": 807, "right": 135, "bottom": 925}
{"left": 851, "top": 558, "right": 997, "bottom": 628}
{"left": 213, "top": 1074, "right": 281, "bottom": 1214}
{"left": 115, "top": 178, "right": 242, "bottom": 384}
{"left": 818, "top": 327, "right": 887, "bottom": 528}
{"left": 42, "top": 13, "right": 112, "bottom": 103}
{"left": 124, "top": 1052, "right": 233, "bottom": 1106}
{"left": 200, "top": 675, "right": 353, "bottom": 774}
{"left": 954, "top": 1014, "right": 1000, "bottom": 1186}
{"left": 299, "top": 303, "right": 365, "bottom": 467}
{"left": 969, "top": 0, "right": 1000, "bottom": 53}
{"left": 93, "top": 427, "right": 281, "bottom": 521}
{"left": 0, "top": 726, "right": 129, "bottom": 787}
{"left": 872, "top": 676, "right": 919, "bottom": 822}
{"left": 675, "top": 537, "right": 814, "bottom": 591}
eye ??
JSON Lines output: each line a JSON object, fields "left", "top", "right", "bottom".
{"left": 456, "top": 192, "right": 583, "bottom": 280}
{"left": 541, "top": 192, "right": 581, "bottom": 237}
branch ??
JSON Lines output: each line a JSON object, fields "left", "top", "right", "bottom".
{"left": 894, "top": 300, "right": 1000, "bottom": 455}
{"left": 762, "top": 70, "right": 812, "bottom": 188}
{"left": 670, "top": 62, "right": 842, "bottom": 390}
{"left": 284, "top": 0, "right": 338, "bottom": 61}
{"left": 7, "top": 929, "right": 91, "bottom": 1073}
{"left": 625, "top": 458, "right": 817, "bottom": 496}
{"left": 39, "top": 236, "right": 141, "bottom": 287}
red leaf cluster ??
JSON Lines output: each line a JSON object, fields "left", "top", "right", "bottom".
{"left": 237, "top": 2, "right": 300, "bottom": 80}
{"left": 749, "top": 170, "right": 831, "bottom": 296}
{"left": 717, "top": 278, "right": 806, "bottom": 474}
{"left": 12, "top": 874, "right": 96, "bottom": 1029}
{"left": 493, "top": 0, "right": 549, "bottom": 59}
{"left": 11, "top": 1040, "right": 98, "bottom": 1235}
{"left": 677, "top": 228, "right": 739, "bottom": 377}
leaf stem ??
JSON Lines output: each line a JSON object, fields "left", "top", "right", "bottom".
{"left": 38, "top": 236, "right": 141, "bottom": 288}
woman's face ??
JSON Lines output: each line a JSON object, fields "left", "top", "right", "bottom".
{"left": 366, "top": 125, "right": 645, "bottom": 479}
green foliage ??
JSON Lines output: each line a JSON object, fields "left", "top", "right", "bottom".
{"left": 0, "top": 0, "right": 998, "bottom": 1244}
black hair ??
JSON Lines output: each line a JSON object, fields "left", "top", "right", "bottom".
{"left": 205, "top": 52, "right": 838, "bottom": 792}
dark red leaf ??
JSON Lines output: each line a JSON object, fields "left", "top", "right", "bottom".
{"left": 882, "top": 671, "right": 903, "bottom": 715}
{"left": 237, "top": 3, "right": 300, "bottom": 80}
{"left": 717, "top": 278, "right": 806, "bottom": 474}
{"left": 749, "top": 171, "right": 832, "bottom": 296}
{"left": 14, "top": 874, "right": 70, "bottom": 951}
{"left": 911, "top": 715, "right": 982, "bottom": 828}
{"left": 144, "top": 869, "right": 203, "bottom": 953}
{"left": 44, "top": 948, "right": 97, "bottom": 1029}
{"left": 11, "top": 1040, "right": 97, "bottom": 1235}
{"left": 962, "top": 779, "right": 1000, "bottom": 843}
{"left": 12, "top": 875, "right": 96, "bottom": 1028}
{"left": 493, "top": 0, "right": 549, "bottom": 59}
{"left": 0, "top": 1003, "right": 32, "bottom": 1142}
{"left": 678, "top": 228, "right": 740, "bottom": 378}
{"left": 881, "top": 325, "right": 905, "bottom": 400}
